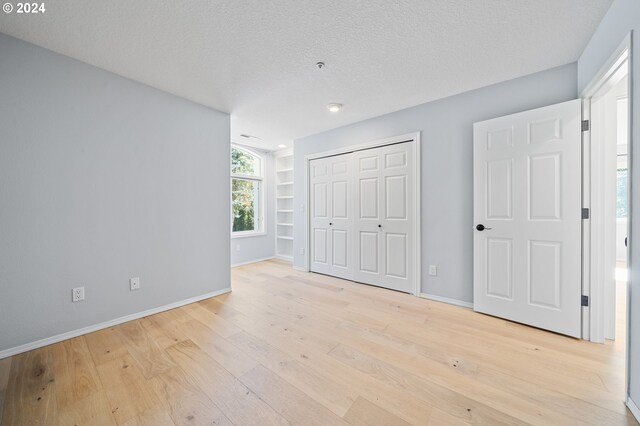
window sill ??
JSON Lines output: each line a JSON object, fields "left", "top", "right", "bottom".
{"left": 231, "top": 231, "right": 267, "bottom": 239}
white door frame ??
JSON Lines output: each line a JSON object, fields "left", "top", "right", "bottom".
{"left": 581, "top": 32, "right": 632, "bottom": 343}
{"left": 580, "top": 32, "right": 633, "bottom": 400}
{"left": 303, "top": 132, "right": 422, "bottom": 296}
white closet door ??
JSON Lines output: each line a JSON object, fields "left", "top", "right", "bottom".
{"left": 353, "top": 142, "right": 414, "bottom": 293}
{"left": 309, "top": 154, "right": 354, "bottom": 279}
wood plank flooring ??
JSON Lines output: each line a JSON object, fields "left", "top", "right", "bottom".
{"left": 1, "top": 259, "right": 637, "bottom": 425}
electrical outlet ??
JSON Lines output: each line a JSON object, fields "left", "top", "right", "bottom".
{"left": 130, "top": 277, "right": 140, "bottom": 291}
{"left": 429, "top": 265, "right": 438, "bottom": 276}
{"left": 236, "top": 244, "right": 241, "bottom": 252}
{"left": 72, "top": 287, "right": 85, "bottom": 302}
{"left": 300, "top": 247, "right": 305, "bottom": 255}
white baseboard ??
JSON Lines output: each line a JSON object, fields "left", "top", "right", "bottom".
{"left": 274, "top": 255, "right": 293, "bottom": 262}
{"left": 0, "top": 287, "right": 232, "bottom": 360}
{"left": 628, "top": 396, "right": 640, "bottom": 423}
{"left": 420, "top": 293, "right": 473, "bottom": 309}
{"left": 231, "top": 256, "right": 275, "bottom": 267}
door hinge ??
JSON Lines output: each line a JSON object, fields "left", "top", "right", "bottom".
{"left": 581, "top": 295, "right": 589, "bottom": 307}
{"left": 582, "top": 208, "right": 590, "bottom": 219}
{"left": 582, "top": 120, "right": 590, "bottom": 131}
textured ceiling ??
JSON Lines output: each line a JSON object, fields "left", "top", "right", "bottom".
{"left": 0, "top": 0, "right": 612, "bottom": 150}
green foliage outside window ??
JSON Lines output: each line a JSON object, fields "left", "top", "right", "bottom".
{"left": 232, "top": 147, "right": 261, "bottom": 232}
{"left": 232, "top": 179, "right": 258, "bottom": 232}
{"left": 232, "top": 147, "right": 259, "bottom": 176}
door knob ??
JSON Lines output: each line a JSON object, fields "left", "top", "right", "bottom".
{"left": 378, "top": 224, "right": 382, "bottom": 228}
{"left": 329, "top": 222, "right": 333, "bottom": 226}
{"left": 476, "top": 224, "right": 492, "bottom": 231}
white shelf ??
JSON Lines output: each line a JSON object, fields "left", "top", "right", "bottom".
{"left": 276, "top": 153, "right": 294, "bottom": 260}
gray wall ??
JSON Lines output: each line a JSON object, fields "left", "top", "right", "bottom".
{"left": 293, "top": 63, "right": 577, "bottom": 303}
{"left": 0, "top": 34, "right": 231, "bottom": 353}
{"left": 230, "top": 146, "right": 276, "bottom": 266}
{"left": 577, "top": 0, "right": 640, "bottom": 408}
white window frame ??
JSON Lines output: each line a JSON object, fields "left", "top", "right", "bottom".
{"left": 231, "top": 145, "right": 266, "bottom": 238}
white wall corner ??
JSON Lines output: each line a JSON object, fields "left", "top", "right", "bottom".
{"left": 420, "top": 293, "right": 473, "bottom": 309}
{"left": 231, "top": 256, "right": 275, "bottom": 268}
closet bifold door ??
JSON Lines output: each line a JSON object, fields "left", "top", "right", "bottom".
{"left": 309, "top": 153, "right": 354, "bottom": 280}
{"left": 353, "top": 142, "right": 414, "bottom": 293}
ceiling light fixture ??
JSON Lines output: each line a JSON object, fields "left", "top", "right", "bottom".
{"left": 326, "top": 103, "right": 342, "bottom": 113}
{"left": 239, "top": 134, "right": 263, "bottom": 141}
{"left": 277, "top": 144, "right": 287, "bottom": 149}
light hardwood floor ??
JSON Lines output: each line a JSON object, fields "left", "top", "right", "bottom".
{"left": 0, "top": 259, "right": 637, "bottom": 425}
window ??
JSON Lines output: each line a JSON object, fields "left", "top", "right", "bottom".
{"left": 617, "top": 167, "right": 628, "bottom": 218}
{"left": 231, "top": 146, "right": 264, "bottom": 235}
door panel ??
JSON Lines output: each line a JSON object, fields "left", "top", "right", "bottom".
{"left": 385, "top": 151, "right": 407, "bottom": 168}
{"left": 528, "top": 240, "right": 562, "bottom": 309}
{"left": 313, "top": 163, "right": 328, "bottom": 177}
{"left": 354, "top": 142, "right": 414, "bottom": 293}
{"left": 529, "top": 153, "right": 561, "bottom": 220}
{"left": 487, "top": 128, "right": 513, "bottom": 150}
{"left": 313, "top": 183, "right": 328, "bottom": 217}
{"left": 487, "top": 159, "right": 512, "bottom": 219}
{"left": 310, "top": 154, "right": 354, "bottom": 279}
{"left": 473, "top": 99, "right": 582, "bottom": 337}
{"left": 332, "top": 159, "right": 348, "bottom": 174}
{"left": 385, "top": 175, "right": 407, "bottom": 219}
{"left": 360, "top": 232, "right": 379, "bottom": 273}
{"left": 386, "top": 233, "right": 407, "bottom": 278}
{"left": 332, "top": 181, "right": 348, "bottom": 218}
{"left": 313, "top": 228, "right": 328, "bottom": 264}
{"left": 359, "top": 179, "right": 378, "bottom": 218}
{"left": 332, "top": 229, "right": 348, "bottom": 267}
{"left": 359, "top": 155, "right": 378, "bottom": 172}
{"left": 486, "top": 238, "right": 513, "bottom": 299}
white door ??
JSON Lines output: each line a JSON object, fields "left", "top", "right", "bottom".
{"left": 354, "top": 142, "right": 414, "bottom": 293}
{"left": 309, "top": 154, "right": 354, "bottom": 280}
{"left": 473, "top": 99, "right": 582, "bottom": 337}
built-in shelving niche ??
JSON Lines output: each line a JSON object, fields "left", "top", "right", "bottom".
{"left": 275, "top": 152, "right": 293, "bottom": 260}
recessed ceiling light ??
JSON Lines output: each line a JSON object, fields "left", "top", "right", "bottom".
{"left": 277, "top": 144, "right": 287, "bottom": 149}
{"left": 326, "top": 103, "right": 342, "bottom": 113}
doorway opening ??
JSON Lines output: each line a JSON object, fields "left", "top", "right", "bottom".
{"left": 581, "top": 33, "right": 631, "bottom": 404}
{"left": 591, "top": 67, "right": 629, "bottom": 343}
